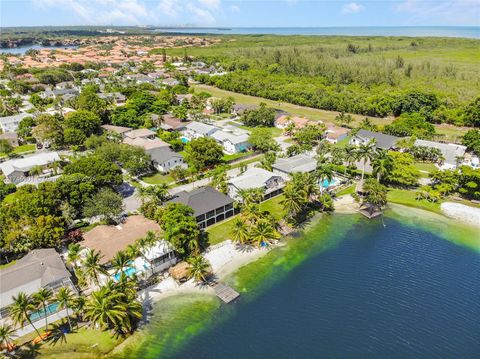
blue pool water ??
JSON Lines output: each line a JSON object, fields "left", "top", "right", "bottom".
{"left": 29, "top": 302, "right": 59, "bottom": 322}
{"left": 113, "top": 266, "right": 138, "bottom": 281}
{"left": 321, "top": 178, "right": 339, "bottom": 188}
{"left": 180, "top": 137, "right": 189, "bottom": 144}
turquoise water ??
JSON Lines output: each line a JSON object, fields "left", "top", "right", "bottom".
{"left": 321, "top": 178, "right": 339, "bottom": 188}
{"left": 120, "top": 211, "right": 480, "bottom": 358}
{"left": 180, "top": 137, "right": 189, "bottom": 144}
{"left": 29, "top": 302, "right": 59, "bottom": 322}
{"left": 153, "top": 27, "right": 480, "bottom": 39}
{"left": 113, "top": 266, "right": 138, "bottom": 281}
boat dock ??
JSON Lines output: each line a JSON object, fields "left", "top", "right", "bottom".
{"left": 213, "top": 283, "right": 240, "bottom": 303}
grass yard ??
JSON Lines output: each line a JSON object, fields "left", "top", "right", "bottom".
{"left": 207, "top": 195, "right": 285, "bottom": 245}
{"left": 336, "top": 184, "right": 356, "bottom": 197}
{"left": 0, "top": 259, "right": 16, "bottom": 269}
{"left": 387, "top": 187, "right": 441, "bottom": 214}
{"left": 222, "top": 151, "right": 253, "bottom": 162}
{"left": 0, "top": 143, "right": 36, "bottom": 158}
{"left": 238, "top": 124, "right": 283, "bottom": 138}
{"left": 193, "top": 84, "right": 384, "bottom": 126}
{"left": 140, "top": 172, "right": 175, "bottom": 185}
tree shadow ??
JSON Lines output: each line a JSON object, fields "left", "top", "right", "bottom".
{"left": 43, "top": 322, "right": 69, "bottom": 347}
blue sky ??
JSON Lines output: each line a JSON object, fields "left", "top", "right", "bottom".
{"left": 1, "top": 0, "right": 479, "bottom": 27}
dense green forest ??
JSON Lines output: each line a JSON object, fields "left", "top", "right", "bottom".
{"left": 162, "top": 35, "right": 480, "bottom": 126}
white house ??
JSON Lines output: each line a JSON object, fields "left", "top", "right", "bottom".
{"left": 228, "top": 167, "right": 285, "bottom": 201}
{"left": 182, "top": 121, "right": 218, "bottom": 140}
{"left": 211, "top": 128, "right": 251, "bottom": 155}
{"left": 0, "top": 113, "right": 31, "bottom": 133}
{"left": 0, "top": 151, "right": 61, "bottom": 185}
{"left": 272, "top": 153, "right": 317, "bottom": 179}
{"left": 150, "top": 148, "right": 188, "bottom": 173}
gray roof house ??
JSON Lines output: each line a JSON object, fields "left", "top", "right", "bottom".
{"left": 168, "top": 186, "right": 235, "bottom": 228}
{"left": 414, "top": 139, "right": 467, "bottom": 169}
{"left": 182, "top": 121, "right": 218, "bottom": 140}
{"left": 0, "top": 249, "right": 75, "bottom": 330}
{"left": 272, "top": 153, "right": 317, "bottom": 178}
{"left": 350, "top": 129, "right": 400, "bottom": 150}
{"left": 149, "top": 148, "right": 187, "bottom": 173}
{"left": 228, "top": 167, "right": 285, "bottom": 201}
{"left": 0, "top": 113, "right": 31, "bottom": 133}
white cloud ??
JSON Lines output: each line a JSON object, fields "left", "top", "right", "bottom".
{"left": 229, "top": 4, "right": 240, "bottom": 12}
{"left": 395, "top": 0, "right": 480, "bottom": 25}
{"left": 186, "top": 2, "right": 215, "bottom": 24}
{"left": 157, "top": 0, "right": 182, "bottom": 17}
{"left": 342, "top": 2, "right": 364, "bottom": 14}
{"left": 199, "top": 0, "right": 221, "bottom": 10}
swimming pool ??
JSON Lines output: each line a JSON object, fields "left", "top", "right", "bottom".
{"left": 180, "top": 137, "right": 189, "bottom": 144}
{"left": 321, "top": 178, "right": 340, "bottom": 188}
{"left": 113, "top": 266, "right": 138, "bottom": 281}
{"left": 29, "top": 302, "right": 59, "bottom": 322}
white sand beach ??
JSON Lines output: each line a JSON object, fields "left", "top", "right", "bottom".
{"left": 138, "top": 240, "right": 269, "bottom": 305}
{"left": 334, "top": 195, "right": 360, "bottom": 214}
{"left": 440, "top": 202, "right": 480, "bottom": 227}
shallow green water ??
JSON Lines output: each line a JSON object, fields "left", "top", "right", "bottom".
{"left": 115, "top": 208, "right": 480, "bottom": 358}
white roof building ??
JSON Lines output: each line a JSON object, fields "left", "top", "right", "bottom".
{"left": 414, "top": 139, "right": 467, "bottom": 169}
{"left": 182, "top": 121, "right": 219, "bottom": 140}
{"left": 0, "top": 113, "right": 31, "bottom": 133}
{"left": 0, "top": 151, "right": 61, "bottom": 184}
{"left": 228, "top": 167, "right": 285, "bottom": 201}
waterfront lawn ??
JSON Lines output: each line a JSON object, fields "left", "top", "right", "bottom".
{"left": 207, "top": 195, "right": 285, "bottom": 245}
{"left": 141, "top": 172, "right": 175, "bottom": 185}
{"left": 336, "top": 184, "right": 356, "bottom": 197}
{"left": 34, "top": 326, "right": 123, "bottom": 359}
{"left": 387, "top": 188, "right": 441, "bottom": 214}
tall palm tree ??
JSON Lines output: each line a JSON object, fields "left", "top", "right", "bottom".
{"left": 0, "top": 324, "right": 16, "bottom": 350}
{"left": 230, "top": 217, "right": 250, "bottom": 244}
{"left": 372, "top": 150, "right": 394, "bottom": 182}
{"left": 82, "top": 249, "right": 106, "bottom": 287}
{"left": 32, "top": 288, "right": 53, "bottom": 331}
{"left": 112, "top": 251, "right": 131, "bottom": 275}
{"left": 56, "top": 287, "right": 76, "bottom": 332}
{"left": 186, "top": 256, "right": 211, "bottom": 283}
{"left": 362, "top": 179, "right": 388, "bottom": 215}
{"left": 66, "top": 243, "right": 81, "bottom": 269}
{"left": 357, "top": 140, "right": 377, "bottom": 180}
{"left": 10, "top": 292, "right": 41, "bottom": 336}
{"left": 343, "top": 145, "right": 358, "bottom": 177}
{"left": 315, "top": 163, "right": 334, "bottom": 195}
{"left": 249, "top": 220, "right": 280, "bottom": 247}
{"left": 238, "top": 188, "right": 265, "bottom": 206}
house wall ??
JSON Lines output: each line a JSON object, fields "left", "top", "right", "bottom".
{"left": 155, "top": 158, "right": 188, "bottom": 173}
{"left": 195, "top": 203, "right": 235, "bottom": 229}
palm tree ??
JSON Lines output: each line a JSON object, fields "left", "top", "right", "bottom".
{"left": 32, "top": 288, "right": 53, "bottom": 331}
{"left": 280, "top": 184, "right": 305, "bottom": 219}
{"left": 372, "top": 150, "right": 394, "bottom": 182}
{"left": 249, "top": 220, "right": 280, "bottom": 247}
{"left": 82, "top": 249, "right": 106, "bottom": 287}
{"left": 343, "top": 145, "right": 358, "bottom": 177}
{"left": 55, "top": 287, "right": 76, "bottom": 332}
{"left": 66, "top": 243, "right": 81, "bottom": 269}
{"left": 315, "top": 163, "right": 334, "bottom": 195}
{"left": 186, "top": 256, "right": 211, "bottom": 283}
{"left": 239, "top": 187, "right": 265, "bottom": 205}
{"left": 357, "top": 140, "right": 377, "bottom": 180}
{"left": 10, "top": 292, "right": 41, "bottom": 337}
{"left": 362, "top": 179, "right": 388, "bottom": 215}
{"left": 84, "top": 287, "right": 126, "bottom": 331}
{"left": 230, "top": 218, "right": 250, "bottom": 244}
{"left": 112, "top": 251, "right": 131, "bottom": 275}
{"left": 0, "top": 324, "right": 16, "bottom": 350}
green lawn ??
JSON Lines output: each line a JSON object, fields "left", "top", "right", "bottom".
{"left": 222, "top": 151, "right": 253, "bottom": 162}
{"left": 0, "top": 143, "right": 36, "bottom": 158}
{"left": 140, "top": 172, "right": 175, "bottom": 185}
{"left": 334, "top": 136, "right": 351, "bottom": 148}
{"left": 0, "top": 259, "right": 16, "bottom": 269}
{"left": 414, "top": 162, "right": 438, "bottom": 172}
{"left": 238, "top": 125, "right": 283, "bottom": 138}
{"left": 18, "top": 326, "right": 123, "bottom": 359}
{"left": 207, "top": 195, "right": 285, "bottom": 245}
{"left": 336, "top": 184, "right": 356, "bottom": 197}
{"left": 387, "top": 187, "right": 441, "bottom": 214}
{"left": 193, "top": 84, "right": 382, "bottom": 126}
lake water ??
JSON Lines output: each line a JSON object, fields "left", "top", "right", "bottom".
{"left": 121, "top": 208, "right": 480, "bottom": 358}
{"left": 0, "top": 44, "right": 78, "bottom": 55}
{"left": 153, "top": 26, "right": 480, "bottom": 39}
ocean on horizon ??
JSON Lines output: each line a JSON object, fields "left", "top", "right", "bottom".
{"left": 153, "top": 26, "right": 480, "bottom": 39}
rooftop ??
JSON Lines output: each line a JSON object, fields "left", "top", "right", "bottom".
{"left": 81, "top": 215, "right": 161, "bottom": 264}
{"left": 101, "top": 124, "right": 132, "bottom": 134}
{"left": 355, "top": 129, "right": 399, "bottom": 150}
{"left": 0, "top": 151, "right": 60, "bottom": 177}
{"left": 228, "top": 167, "right": 281, "bottom": 190}
{"left": 185, "top": 121, "right": 218, "bottom": 136}
{"left": 168, "top": 186, "right": 234, "bottom": 217}
{"left": 124, "top": 128, "right": 157, "bottom": 139}
{"left": 124, "top": 137, "right": 170, "bottom": 151}
{"left": 414, "top": 139, "right": 467, "bottom": 166}
{"left": 272, "top": 153, "right": 317, "bottom": 174}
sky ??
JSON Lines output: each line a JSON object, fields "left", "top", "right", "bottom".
{"left": 1, "top": 0, "right": 479, "bottom": 27}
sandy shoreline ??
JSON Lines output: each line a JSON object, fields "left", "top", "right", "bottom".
{"left": 137, "top": 240, "right": 271, "bottom": 306}
{"left": 441, "top": 202, "right": 480, "bottom": 227}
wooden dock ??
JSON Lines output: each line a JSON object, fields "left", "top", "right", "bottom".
{"left": 213, "top": 283, "right": 240, "bottom": 303}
